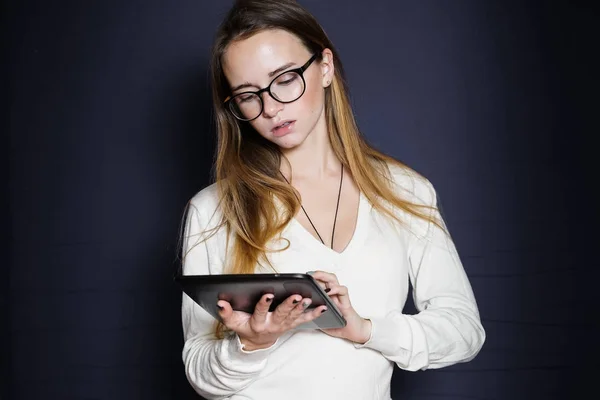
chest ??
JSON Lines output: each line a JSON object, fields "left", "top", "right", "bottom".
{"left": 290, "top": 173, "right": 361, "bottom": 254}
{"left": 293, "top": 193, "right": 359, "bottom": 254}
{"left": 266, "top": 207, "right": 412, "bottom": 317}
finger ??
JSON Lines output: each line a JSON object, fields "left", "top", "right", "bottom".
{"left": 323, "top": 285, "right": 348, "bottom": 297}
{"left": 328, "top": 294, "right": 342, "bottom": 309}
{"left": 251, "top": 293, "right": 274, "bottom": 324}
{"left": 285, "top": 297, "right": 312, "bottom": 323}
{"left": 216, "top": 300, "right": 234, "bottom": 326}
{"left": 313, "top": 279, "right": 327, "bottom": 290}
{"left": 296, "top": 304, "right": 328, "bottom": 325}
{"left": 308, "top": 271, "right": 339, "bottom": 287}
{"left": 272, "top": 294, "right": 303, "bottom": 324}
{"left": 327, "top": 285, "right": 352, "bottom": 307}
{"left": 323, "top": 285, "right": 352, "bottom": 307}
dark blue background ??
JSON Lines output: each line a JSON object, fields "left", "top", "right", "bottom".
{"left": 6, "top": 1, "right": 599, "bottom": 399}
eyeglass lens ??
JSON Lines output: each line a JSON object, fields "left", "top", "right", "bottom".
{"left": 229, "top": 71, "right": 305, "bottom": 120}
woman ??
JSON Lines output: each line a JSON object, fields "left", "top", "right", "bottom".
{"left": 179, "top": 0, "right": 485, "bottom": 399}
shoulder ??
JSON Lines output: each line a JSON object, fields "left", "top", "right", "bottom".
{"left": 189, "top": 182, "right": 220, "bottom": 211}
{"left": 385, "top": 161, "right": 437, "bottom": 207}
{"left": 186, "top": 182, "right": 223, "bottom": 228}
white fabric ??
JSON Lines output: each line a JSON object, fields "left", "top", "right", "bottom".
{"left": 180, "top": 164, "right": 485, "bottom": 400}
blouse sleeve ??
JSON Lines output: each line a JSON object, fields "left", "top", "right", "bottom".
{"left": 355, "top": 175, "right": 486, "bottom": 371}
{"left": 180, "top": 194, "right": 278, "bottom": 399}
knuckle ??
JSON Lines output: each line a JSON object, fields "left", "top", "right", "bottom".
{"left": 270, "top": 323, "right": 285, "bottom": 334}
{"left": 249, "top": 321, "right": 263, "bottom": 333}
{"left": 275, "top": 306, "right": 288, "bottom": 316}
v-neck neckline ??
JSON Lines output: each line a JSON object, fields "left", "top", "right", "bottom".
{"left": 288, "top": 191, "right": 367, "bottom": 257}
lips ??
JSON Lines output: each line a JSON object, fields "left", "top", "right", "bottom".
{"left": 271, "top": 120, "right": 296, "bottom": 137}
{"left": 272, "top": 120, "right": 294, "bottom": 131}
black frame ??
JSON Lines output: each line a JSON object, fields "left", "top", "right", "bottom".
{"left": 224, "top": 54, "right": 318, "bottom": 121}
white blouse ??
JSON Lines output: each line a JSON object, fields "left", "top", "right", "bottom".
{"left": 180, "top": 164, "right": 485, "bottom": 400}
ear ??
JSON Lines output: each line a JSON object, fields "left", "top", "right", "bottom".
{"left": 320, "top": 48, "right": 335, "bottom": 87}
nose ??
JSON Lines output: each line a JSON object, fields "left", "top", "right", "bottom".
{"left": 261, "top": 92, "right": 283, "bottom": 118}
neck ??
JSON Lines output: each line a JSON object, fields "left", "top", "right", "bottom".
{"left": 280, "top": 118, "right": 340, "bottom": 181}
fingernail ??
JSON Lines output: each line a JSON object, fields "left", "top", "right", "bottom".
{"left": 266, "top": 296, "right": 273, "bottom": 303}
{"left": 325, "top": 288, "right": 331, "bottom": 293}
{"left": 306, "top": 271, "right": 315, "bottom": 275}
{"left": 217, "top": 305, "right": 223, "bottom": 310}
{"left": 321, "top": 308, "right": 327, "bottom": 313}
{"left": 302, "top": 302, "right": 310, "bottom": 309}
{"left": 293, "top": 299, "right": 300, "bottom": 304}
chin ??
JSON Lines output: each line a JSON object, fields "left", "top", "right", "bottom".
{"left": 271, "top": 132, "right": 308, "bottom": 150}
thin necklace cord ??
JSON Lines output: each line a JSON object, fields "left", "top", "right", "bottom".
{"left": 280, "top": 164, "right": 344, "bottom": 249}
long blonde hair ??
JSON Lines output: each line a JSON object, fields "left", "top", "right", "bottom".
{"left": 185, "top": 0, "right": 444, "bottom": 338}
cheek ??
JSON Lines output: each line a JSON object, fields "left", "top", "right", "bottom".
{"left": 299, "top": 79, "right": 325, "bottom": 116}
{"left": 249, "top": 118, "right": 271, "bottom": 138}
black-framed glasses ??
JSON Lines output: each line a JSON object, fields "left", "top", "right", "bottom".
{"left": 224, "top": 54, "right": 318, "bottom": 121}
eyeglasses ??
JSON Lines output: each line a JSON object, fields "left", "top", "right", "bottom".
{"left": 224, "top": 54, "right": 318, "bottom": 121}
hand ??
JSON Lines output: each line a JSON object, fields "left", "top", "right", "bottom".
{"left": 308, "top": 271, "right": 372, "bottom": 344}
{"left": 217, "top": 293, "right": 328, "bottom": 351}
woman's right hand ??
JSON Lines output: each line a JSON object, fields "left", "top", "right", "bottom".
{"left": 216, "top": 294, "right": 328, "bottom": 351}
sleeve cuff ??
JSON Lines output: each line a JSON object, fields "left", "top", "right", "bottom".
{"left": 353, "top": 319, "right": 374, "bottom": 347}
{"left": 353, "top": 314, "right": 414, "bottom": 352}
{"left": 224, "top": 334, "right": 279, "bottom": 364}
{"left": 353, "top": 314, "right": 428, "bottom": 370}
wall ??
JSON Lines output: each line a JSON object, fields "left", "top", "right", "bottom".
{"left": 6, "top": 1, "right": 598, "bottom": 399}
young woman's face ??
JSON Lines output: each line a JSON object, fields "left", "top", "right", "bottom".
{"left": 222, "top": 29, "right": 333, "bottom": 149}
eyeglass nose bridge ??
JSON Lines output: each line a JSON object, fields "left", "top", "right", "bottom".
{"left": 255, "top": 85, "right": 284, "bottom": 116}
{"left": 256, "top": 85, "right": 281, "bottom": 102}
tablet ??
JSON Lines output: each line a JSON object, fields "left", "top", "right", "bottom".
{"left": 175, "top": 273, "right": 347, "bottom": 330}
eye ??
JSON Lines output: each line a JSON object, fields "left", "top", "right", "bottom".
{"left": 275, "top": 72, "right": 299, "bottom": 86}
{"left": 235, "top": 94, "right": 257, "bottom": 103}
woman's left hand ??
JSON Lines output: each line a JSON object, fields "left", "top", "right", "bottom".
{"left": 308, "top": 270, "right": 371, "bottom": 344}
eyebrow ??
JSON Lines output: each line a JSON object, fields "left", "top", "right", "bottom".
{"left": 230, "top": 61, "right": 297, "bottom": 93}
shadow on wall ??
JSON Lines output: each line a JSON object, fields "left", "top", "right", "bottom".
{"left": 135, "top": 62, "right": 215, "bottom": 399}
